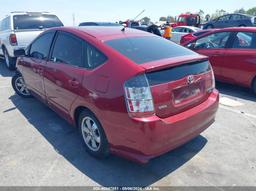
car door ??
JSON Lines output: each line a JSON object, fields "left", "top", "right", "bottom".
{"left": 19, "top": 31, "right": 56, "bottom": 101}
{"left": 43, "top": 31, "right": 87, "bottom": 115}
{"left": 217, "top": 15, "right": 232, "bottom": 28}
{"left": 219, "top": 31, "right": 256, "bottom": 87}
{"left": 186, "top": 31, "right": 232, "bottom": 81}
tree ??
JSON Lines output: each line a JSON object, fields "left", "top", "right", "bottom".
{"left": 211, "top": 9, "right": 227, "bottom": 19}
{"left": 140, "top": 17, "right": 151, "bottom": 25}
{"left": 198, "top": 9, "right": 205, "bottom": 17}
{"left": 247, "top": 7, "right": 256, "bottom": 15}
{"left": 167, "top": 16, "right": 175, "bottom": 23}
{"left": 159, "top": 17, "right": 167, "bottom": 22}
{"left": 234, "top": 8, "right": 246, "bottom": 14}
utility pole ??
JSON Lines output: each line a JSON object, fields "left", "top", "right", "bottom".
{"left": 133, "top": 9, "right": 145, "bottom": 21}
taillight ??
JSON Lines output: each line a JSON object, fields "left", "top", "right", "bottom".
{"left": 124, "top": 74, "right": 155, "bottom": 117}
{"left": 9, "top": 34, "right": 17, "bottom": 46}
{"left": 207, "top": 67, "right": 215, "bottom": 93}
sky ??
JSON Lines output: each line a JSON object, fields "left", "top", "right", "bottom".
{"left": 0, "top": 0, "right": 255, "bottom": 26}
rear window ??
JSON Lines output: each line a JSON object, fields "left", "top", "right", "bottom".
{"left": 146, "top": 60, "right": 210, "bottom": 86}
{"left": 13, "top": 14, "right": 63, "bottom": 30}
{"left": 105, "top": 36, "right": 196, "bottom": 64}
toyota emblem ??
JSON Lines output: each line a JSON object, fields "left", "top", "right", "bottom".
{"left": 187, "top": 75, "right": 194, "bottom": 84}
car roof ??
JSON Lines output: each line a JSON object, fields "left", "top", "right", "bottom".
{"left": 219, "top": 13, "right": 252, "bottom": 18}
{"left": 174, "top": 26, "right": 201, "bottom": 31}
{"left": 208, "top": 27, "right": 256, "bottom": 32}
{"left": 52, "top": 26, "right": 152, "bottom": 41}
{"left": 79, "top": 22, "right": 121, "bottom": 26}
{"left": 9, "top": 11, "right": 55, "bottom": 16}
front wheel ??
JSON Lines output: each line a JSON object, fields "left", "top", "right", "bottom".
{"left": 12, "top": 73, "right": 32, "bottom": 98}
{"left": 78, "top": 110, "right": 109, "bottom": 158}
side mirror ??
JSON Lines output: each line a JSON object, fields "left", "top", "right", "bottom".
{"left": 14, "top": 49, "right": 26, "bottom": 57}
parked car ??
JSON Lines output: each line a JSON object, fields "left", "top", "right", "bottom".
{"left": 202, "top": 13, "right": 256, "bottom": 29}
{"left": 180, "top": 29, "right": 212, "bottom": 45}
{"left": 0, "top": 11, "right": 63, "bottom": 70}
{"left": 171, "top": 26, "right": 200, "bottom": 44}
{"left": 183, "top": 27, "right": 256, "bottom": 93}
{"left": 79, "top": 22, "right": 121, "bottom": 27}
{"left": 12, "top": 27, "right": 219, "bottom": 163}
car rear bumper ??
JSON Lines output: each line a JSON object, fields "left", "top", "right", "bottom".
{"left": 110, "top": 89, "right": 219, "bottom": 163}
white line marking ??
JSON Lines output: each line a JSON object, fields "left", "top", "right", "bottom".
{"left": 220, "top": 105, "right": 256, "bottom": 120}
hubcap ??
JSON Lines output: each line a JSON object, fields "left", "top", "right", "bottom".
{"left": 81, "top": 117, "right": 101, "bottom": 152}
{"left": 15, "top": 76, "right": 30, "bottom": 96}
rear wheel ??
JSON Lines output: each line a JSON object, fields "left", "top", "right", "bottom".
{"left": 78, "top": 110, "right": 109, "bottom": 158}
{"left": 12, "top": 72, "right": 32, "bottom": 98}
{"left": 3, "top": 49, "right": 16, "bottom": 70}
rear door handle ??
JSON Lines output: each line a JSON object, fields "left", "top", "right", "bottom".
{"left": 68, "top": 79, "right": 79, "bottom": 88}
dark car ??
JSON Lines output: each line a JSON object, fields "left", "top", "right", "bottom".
{"left": 183, "top": 27, "right": 256, "bottom": 93}
{"left": 79, "top": 22, "right": 121, "bottom": 27}
{"left": 203, "top": 14, "right": 256, "bottom": 29}
{"left": 12, "top": 27, "right": 218, "bottom": 163}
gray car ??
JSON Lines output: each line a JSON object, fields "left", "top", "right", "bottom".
{"left": 203, "top": 14, "right": 256, "bottom": 29}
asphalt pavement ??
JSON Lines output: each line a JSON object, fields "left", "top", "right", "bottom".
{"left": 0, "top": 60, "right": 255, "bottom": 187}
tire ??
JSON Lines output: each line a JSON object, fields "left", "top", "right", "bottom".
{"left": 12, "top": 72, "right": 32, "bottom": 98}
{"left": 239, "top": 25, "right": 246, "bottom": 27}
{"left": 3, "top": 48, "right": 16, "bottom": 70}
{"left": 78, "top": 110, "right": 109, "bottom": 158}
{"left": 252, "top": 79, "right": 256, "bottom": 95}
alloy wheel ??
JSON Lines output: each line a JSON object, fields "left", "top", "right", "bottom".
{"left": 14, "top": 76, "right": 31, "bottom": 96}
{"left": 81, "top": 116, "right": 101, "bottom": 152}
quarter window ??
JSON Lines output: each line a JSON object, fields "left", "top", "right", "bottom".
{"left": 232, "top": 32, "right": 255, "bottom": 49}
{"left": 86, "top": 44, "right": 107, "bottom": 69}
{"left": 192, "top": 32, "right": 231, "bottom": 49}
{"left": 51, "top": 32, "right": 83, "bottom": 67}
{"left": 29, "top": 31, "right": 55, "bottom": 60}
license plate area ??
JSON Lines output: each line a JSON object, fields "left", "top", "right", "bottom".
{"left": 173, "top": 82, "right": 203, "bottom": 106}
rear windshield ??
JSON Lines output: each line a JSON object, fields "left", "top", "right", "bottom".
{"left": 105, "top": 36, "right": 196, "bottom": 64}
{"left": 13, "top": 14, "right": 63, "bottom": 30}
{"left": 146, "top": 60, "right": 211, "bottom": 86}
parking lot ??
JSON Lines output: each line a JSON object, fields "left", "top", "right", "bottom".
{"left": 0, "top": 59, "right": 255, "bottom": 187}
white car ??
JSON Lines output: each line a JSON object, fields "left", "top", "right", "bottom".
{"left": 171, "top": 26, "right": 200, "bottom": 44}
{"left": 0, "top": 12, "right": 63, "bottom": 70}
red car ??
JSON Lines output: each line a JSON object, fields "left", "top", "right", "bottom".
{"left": 183, "top": 27, "right": 256, "bottom": 93}
{"left": 12, "top": 27, "right": 219, "bottom": 163}
{"left": 180, "top": 29, "right": 212, "bottom": 45}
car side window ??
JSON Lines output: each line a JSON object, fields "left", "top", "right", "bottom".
{"left": 0, "top": 17, "right": 10, "bottom": 31}
{"left": 192, "top": 32, "right": 231, "bottom": 49}
{"left": 231, "top": 14, "right": 241, "bottom": 20}
{"left": 172, "top": 28, "right": 181, "bottom": 32}
{"left": 219, "top": 15, "right": 230, "bottom": 21}
{"left": 29, "top": 31, "right": 55, "bottom": 60}
{"left": 232, "top": 32, "right": 255, "bottom": 49}
{"left": 51, "top": 32, "right": 83, "bottom": 67}
{"left": 86, "top": 43, "right": 107, "bottom": 69}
